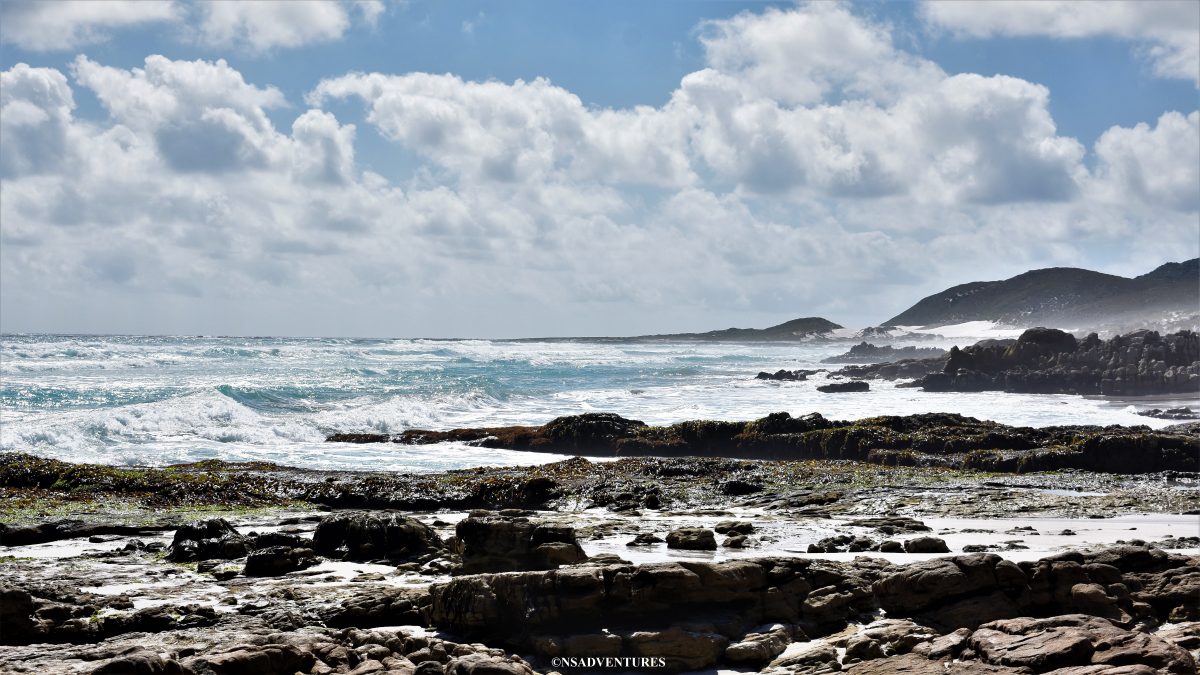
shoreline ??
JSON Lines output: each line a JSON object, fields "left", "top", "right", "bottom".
{"left": 2, "top": 451, "right": 1199, "bottom": 673}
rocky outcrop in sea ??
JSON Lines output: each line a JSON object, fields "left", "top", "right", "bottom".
{"left": 915, "top": 328, "right": 1199, "bottom": 396}
{"left": 821, "top": 342, "right": 947, "bottom": 364}
{"left": 346, "top": 410, "right": 1200, "bottom": 474}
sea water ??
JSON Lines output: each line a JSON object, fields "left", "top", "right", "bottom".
{"left": 2, "top": 333, "right": 1195, "bottom": 472}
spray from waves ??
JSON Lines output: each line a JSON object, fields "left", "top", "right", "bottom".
{"left": 0, "top": 382, "right": 517, "bottom": 466}
{"left": 4, "top": 334, "right": 1196, "bottom": 470}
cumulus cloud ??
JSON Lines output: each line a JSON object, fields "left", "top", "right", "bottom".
{"left": 1093, "top": 110, "right": 1200, "bottom": 211}
{"left": 921, "top": 0, "right": 1200, "bottom": 85}
{"left": 312, "top": 3, "right": 1087, "bottom": 204}
{"left": 0, "top": 64, "right": 80, "bottom": 178}
{"left": 0, "top": 0, "right": 381, "bottom": 54}
{"left": 193, "top": 0, "right": 354, "bottom": 52}
{"left": 0, "top": 0, "right": 180, "bottom": 51}
{"left": 0, "top": 2, "right": 1196, "bottom": 336}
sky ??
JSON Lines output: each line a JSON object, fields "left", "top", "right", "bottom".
{"left": 0, "top": 0, "right": 1197, "bottom": 338}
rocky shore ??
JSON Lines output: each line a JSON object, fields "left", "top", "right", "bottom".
{"left": 2, "top": 450, "right": 1199, "bottom": 673}
{"left": 831, "top": 328, "right": 1200, "bottom": 398}
{"left": 331, "top": 410, "right": 1200, "bottom": 474}
{"left": 821, "top": 342, "right": 947, "bottom": 364}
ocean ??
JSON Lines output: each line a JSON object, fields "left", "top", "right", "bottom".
{"left": 2, "top": 333, "right": 1194, "bottom": 472}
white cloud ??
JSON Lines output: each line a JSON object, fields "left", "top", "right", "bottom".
{"left": 71, "top": 54, "right": 289, "bottom": 172}
{"left": 1, "top": 2, "right": 1196, "bottom": 336}
{"left": 0, "top": 0, "right": 180, "bottom": 51}
{"left": 921, "top": 0, "right": 1200, "bottom": 85}
{"left": 308, "top": 72, "right": 696, "bottom": 188}
{"left": 1093, "top": 110, "right": 1200, "bottom": 211}
{"left": 697, "top": 4, "right": 943, "bottom": 106}
{"left": 0, "top": 64, "right": 79, "bottom": 178}
{"left": 0, "top": 0, "right": 384, "bottom": 54}
{"left": 193, "top": 0, "right": 352, "bottom": 52}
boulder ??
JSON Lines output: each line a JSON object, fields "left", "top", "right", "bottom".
{"left": 874, "top": 554, "right": 1029, "bottom": 629}
{"left": 91, "top": 649, "right": 183, "bottom": 674}
{"left": 625, "top": 627, "right": 729, "bottom": 671}
{"left": 715, "top": 520, "right": 755, "bottom": 535}
{"left": 165, "top": 519, "right": 250, "bottom": 562}
{"left": 817, "top": 381, "right": 870, "bottom": 393}
{"left": 455, "top": 513, "right": 586, "bottom": 573}
{"left": 313, "top": 511, "right": 444, "bottom": 562}
{"left": 970, "top": 615, "right": 1195, "bottom": 673}
{"left": 665, "top": 528, "right": 717, "bottom": 551}
{"left": 243, "top": 546, "right": 320, "bottom": 577}
{"left": 904, "top": 537, "right": 950, "bottom": 554}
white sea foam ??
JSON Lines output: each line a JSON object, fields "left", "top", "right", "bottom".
{"left": 2, "top": 334, "right": 1195, "bottom": 471}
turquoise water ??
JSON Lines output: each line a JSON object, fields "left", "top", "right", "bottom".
{"left": 1, "top": 334, "right": 1190, "bottom": 471}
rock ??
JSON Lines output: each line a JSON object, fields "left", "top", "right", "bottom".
{"left": 313, "top": 511, "right": 444, "bottom": 562}
{"left": 0, "top": 520, "right": 155, "bottom": 547}
{"left": 625, "top": 627, "right": 729, "bottom": 671}
{"left": 455, "top": 513, "right": 586, "bottom": 573}
{"left": 723, "top": 535, "right": 750, "bottom": 548}
{"left": 719, "top": 479, "right": 764, "bottom": 495}
{"left": 383, "top": 409, "right": 1199, "bottom": 474}
{"left": 243, "top": 546, "right": 320, "bottom": 577}
{"left": 665, "top": 527, "right": 717, "bottom": 550}
{"left": 767, "top": 641, "right": 841, "bottom": 671}
{"left": 840, "top": 653, "right": 1006, "bottom": 673}
{"left": 1138, "top": 407, "right": 1198, "bottom": 420}
{"left": 165, "top": 519, "right": 250, "bottom": 562}
{"left": 904, "top": 537, "right": 950, "bottom": 553}
{"left": 627, "top": 533, "right": 664, "bottom": 546}
{"left": 756, "top": 369, "right": 811, "bottom": 381}
{"left": 90, "top": 649, "right": 182, "bottom": 674}
{"left": 874, "top": 554, "right": 1029, "bottom": 629}
{"left": 182, "top": 644, "right": 314, "bottom": 675}
{"left": 808, "top": 535, "right": 878, "bottom": 554}
{"left": 821, "top": 342, "right": 948, "bottom": 365}
{"left": 970, "top": 615, "right": 1195, "bottom": 673}
{"left": 724, "top": 626, "right": 791, "bottom": 665}
{"left": 715, "top": 520, "right": 755, "bottom": 535}
{"left": 817, "top": 381, "right": 870, "bottom": 393}
{"left": 917, "top": 329, "right": 1199, "bottom": 397}
{"left": 852, "top": 517, "right": 931, "bottom": 534}
{"left": 445, "top": 653, "right": 535, "bottom": 674}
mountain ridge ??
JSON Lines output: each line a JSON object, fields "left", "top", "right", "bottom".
{"left": 883, "top": 259, "right": 1199, "bottom": 329}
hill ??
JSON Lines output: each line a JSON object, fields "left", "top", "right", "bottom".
{"left": 883, "top": 259, "right": 1198, "bottom": 330}
{"left": 638, "top": 316, "right": 843, "bottom": 341}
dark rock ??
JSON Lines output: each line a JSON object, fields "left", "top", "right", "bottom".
{"left": 373, "top": 409, "right": 1199, "bottom": 474}
{"left": 817, "top": 381, "right": 870, "bottom": 393}
{"left": 182, "top": 644, "right": 314, "bottom": 675}
{"left": 1138, "top": 407, "right": 1198, "bottom": 420}
{"left": 165, "top": 519, "right": 249, "bottom": 562}
{"left": 455, "top": 513, "right": 586, "bottom": 573}
{"left": 917, "top": 329, "right": 1199, "bottom": 397}
{"left": 719, "top": 479, "right": 764, "bottom": 495}
{"left": 714, "top": 520, "right": 755, "bottom": 535}
{"left": 0, "top": 521, "right": 159, "bottom": 547}
{"left": 243, "top": 546, "right": 320, "bottom": 577}
{"left": 327, "top": 433, "right": 391, "bottom": 443}
{"left": 91, "top": 648, "right": 183, "bottom": 674}
{"left": 627, "top": 533, "right": 664, "bottom": 546}
{"left": 665, "top": 527, "right": 717, "bottom": 550}
{"left": 821, "top": 342, "right": 947, "bottom": 364}
{"left": 313, "top": 511, "right": 444, "bottom": 562}
{"left": 970, "top": 614, "right": 1195, "bottom": 673}
{"left": 904, "top": 537, "right": 951, "bottom": 553}
{"left": 756, "top": 369, "right": 817, "bottom": 381}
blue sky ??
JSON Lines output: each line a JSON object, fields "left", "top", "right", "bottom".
{"left": 1, "top": 0, "right": 1197, "bottom": 336}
